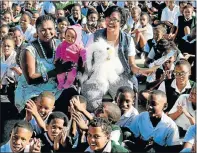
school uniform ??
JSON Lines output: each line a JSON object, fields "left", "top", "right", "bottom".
{"left": 169, "top": 94, "right": 196, "bottom": 131}
{"left": 127, "top": 111, "right": 180, "bottom": 147}
{"left": 36, "top": 132, "right": 72, "bottom": 152}
{"left": 183, "top": 124, "right": 196, "bottom": 145}
{"left": 139, "top": 24, "right": 153, "bottom": 42}
{"left": 111, "top": 124, "right": 123, "bottom": 145}
{"left": 161, "top": 5, "right": 180, "bottom": 27}
{"left": 158, "top": 79, "right": 194, "bottom": 112}
{"left": 16, "top": 24, "right": 36, "bottom": 42}
{"left": 67, "top": 15, "right": 87, "bottom": 26}
{"left": 85, "top": 140, "right": 129, "bottom": 153}
{"left": 0, "top": 140, "right": 30, "bottom": 152}
{"left": 116, "top": 106, "right": 139, "bottom": 128}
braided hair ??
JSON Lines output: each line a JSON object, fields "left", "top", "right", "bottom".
{"left": 36, "top": 15, "right": 56, "bottom": 29}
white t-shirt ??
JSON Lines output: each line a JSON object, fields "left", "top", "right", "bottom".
{"left": 169, "top": 94, "right": 196, "bottom": 130}
{"left": 86, "top": 33, "right": 136, "bottom": 57}
{"left": 116, "top": 106, "right": 139, "bottom": 127}
{"left": 161, "top": 5, "right": 180, "bottom": 26}
{"left": 139, "top": 24, "right": 153, "bottom": 41}
{"left": 127, "top": 111, "right": 180, "bottom": 146}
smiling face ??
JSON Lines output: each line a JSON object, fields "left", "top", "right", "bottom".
{"left": 65, "top": 28, "right": 76, "bottom": 44}
{"left": 46, "top": 118, "right": 64, "bottom": 141}
{"left": 37, "top": 20, "right": 56, "bottom": 42}
{"left": 72, "top": 6, "right": 81, "bottom": 19}
{"left": 147, "top": 94, "right": 165, "bottom": 118}
{"left": 87, "top": 126, "right": 110, "bottom": 151}
{"left": 183, "top": 7, "right": 193, "bottom": 20}
{"left": 88, "top": 13, "right": 99, "bottom": 22}
{"left": 36, "top": 96, "right": 55, "bottom": 120}
{"left": 4, "top": 13, "right": 12, "bottom": 23}
{"left": 56, "top": 10, "right": 65, "bottom": 19}
{"left": 2, "top": 39, "right": 15, "bottom": 58}
{"left": 13, "top": 6, "right": 21, "bottom": 16}
{"left": 31, "top": 13, "right": 39, "bottom": 26}
{"left": 20, "top": 14, "right": 31, "bottom": 30}
{"left": 117, "top": 92, "right": 134, "bottom": 114}
{"left": 106, "top": 11, "right": 121, "bottom": 33}
{"left": 10, "top": 127, "right": 32, "bottom": 153}
{"left": 13, "top": 30, "right": 24, "bottom": 46}
{"left": 174, "top": 65, "right": 190, "bottom": 86}
{"left": 58, "top": 21, "right": 68, "bottom": 31}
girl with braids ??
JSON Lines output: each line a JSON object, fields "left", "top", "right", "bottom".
{"left": 15, "top": 15, "right": 78, "bottom": 116}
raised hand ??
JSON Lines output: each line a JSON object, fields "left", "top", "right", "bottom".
{"left": 25, "top": 99, "right": 39, "bottom": 117}
{"left": 29, "top": 138, "right": 41, "bottom": 153}
{"left": 72, "top": 112, "right": 88, "bottom": 131}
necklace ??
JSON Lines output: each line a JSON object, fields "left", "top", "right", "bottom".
{"left": 38, "top": 38, "right": 55, "bottom": 64}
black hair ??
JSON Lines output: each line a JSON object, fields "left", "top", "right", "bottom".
{"left": 104, "top": 6, "right": 127, "bottom": 28}
{"left": 21, "top": 9, "right": 33, "bottom": 20}
{"left": 38, "top": 91, "right": 55, "bottom": 103}
{"left": 13, "top": 120, "right": 33, "bottom": 133}
{"left": 71, "top": 95, "right": 87, "bottom": 105}
{"left": 0, "top": 24, "right": 10, "bottom": 30}
{"left": 115, "top": 86, "right": 135, "bottom": 101}
{"left": 156, "top": 39, "right": 171, "bottom": 53}
{"left": 47, "top": 111, "right": 69, "bottom": 126}
{"left": 149, "top": 90, "right": 167, "bottom": 103}
{"left": 140, "top": 12, "right": 150, "bottom": 23}
{"left": 57, "top": 17, "right": 70, "bottom": 25}
{"left": 102, "top": 102, "right": 121, "bottom": 124}
{"left": 175, "top": 59, "right": 191, "bottom": 70}
{"left": 179, "top": 1, "right": 188, "bottom": 6}
{"left": 72, "top": 3, "right": 81, "bottom": 9}
{"left": 88, "top": 117, "right": 112, "bottom": 135}
{"left": 87, "top": 9, "right": 98, "bottom": 18}
{"left": 36, "top": 15, "right": 56, "bottom": 29}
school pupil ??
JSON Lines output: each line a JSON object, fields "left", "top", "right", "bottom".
{"left": 25, "top": 91, "right": 55, "bottom": 135}
{"left": 95, "top": 102, "right": 123, "bottom": 145}
{"left": 126, "top": 90, "right": 181, "bottom": 152}
{"left": 36, "top": 111, "right": 72, "bottom": 152}
{"left": 0, "top": 120, "right": 41, "bottom": 153}
{"left": 115, "top": 86, "right": 139, "bottom": 128}
{"left": 85, "top": 117, "right": 129, "bottom": 153}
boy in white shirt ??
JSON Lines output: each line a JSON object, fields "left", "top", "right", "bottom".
{"left": 127, "top": 90, "right": 181, "bottom": 152}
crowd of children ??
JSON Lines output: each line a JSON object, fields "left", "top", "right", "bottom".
{"left": 0, "top": 1, "right": 196, "bottom": 152}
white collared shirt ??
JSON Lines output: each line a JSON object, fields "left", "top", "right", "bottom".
{"left": 158, "top": 79, "right": 192, "bottom": 94}
{"left": 161, "top": 5, "right": 180, "bottom": 26}
{"left": 116, "top": 106, "right": 139, "bottom": 127}
{"left": 127, "top": 112, "right": 180, "bottom": 146}
{"left": 169, "top": 94, "right": 196, "bottom": 130}
{"left": 183, "top": 124, "right": 196, "bottom": 145}
{"left": 85, "top": 140, "right": 111, "bottom": 153}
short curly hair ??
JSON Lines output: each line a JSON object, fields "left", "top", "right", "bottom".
{"left": 89, "top": 117, "right": 112, "bottom": 136}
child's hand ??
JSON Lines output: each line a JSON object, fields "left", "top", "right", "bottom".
{"left": 70, "top": 96, "right": 84, "bottom": 112}
{"left": 54, "top": 129, "right": 68, "bottom": 150}
{"left": 26, "top": 100, "right": 39, "bottom": 117}
{"left": 72, "top": 112, "right": 88, "bottom": 131}
{"left": 29, "top": 138, "right": 41, "bottom": 153}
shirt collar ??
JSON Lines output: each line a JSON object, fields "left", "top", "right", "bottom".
{"left": 121, "top": 106, "right": 135, "bottom": 118}
{"left": 85, "top": 141, "right": 111, "bottom": 153}
{"left": 171, "top": 79, "right": 192, "bottom": 93}
{"left": 44, "top": 132, "right": 54, "bottom": 146}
